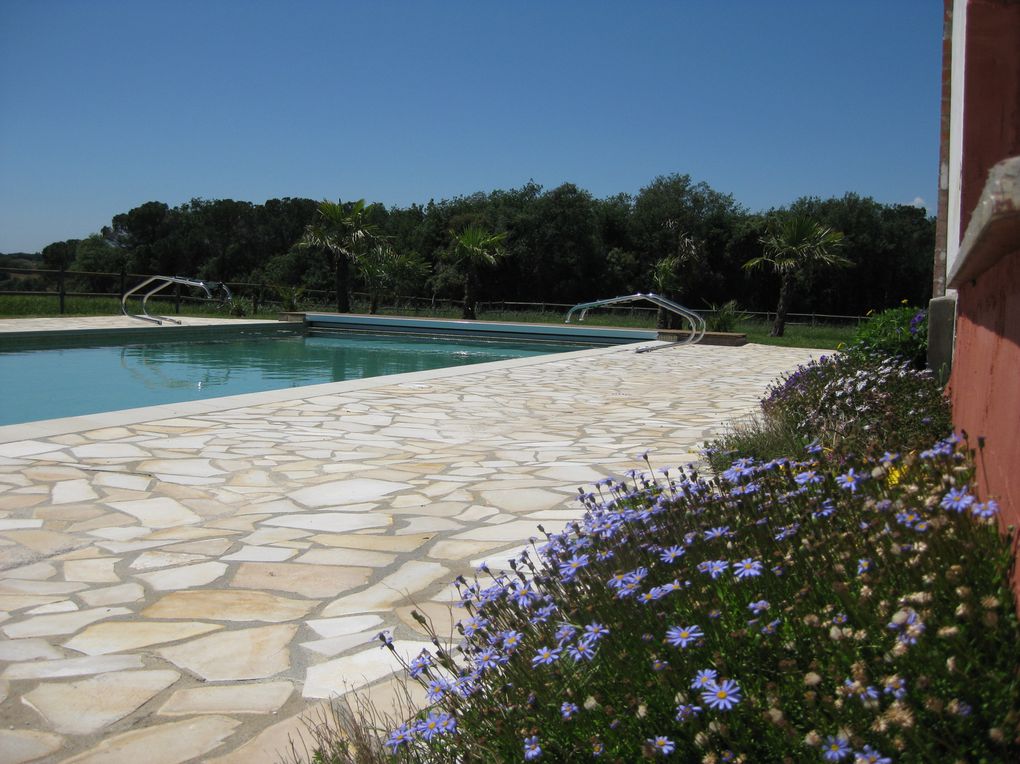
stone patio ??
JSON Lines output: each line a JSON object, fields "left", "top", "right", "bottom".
{"left": 0, "top": 318, "right": 820, "bottom": 763}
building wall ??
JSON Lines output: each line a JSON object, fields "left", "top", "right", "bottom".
{"left": 950, "top": 247, "right": 1020, "bottom": 528}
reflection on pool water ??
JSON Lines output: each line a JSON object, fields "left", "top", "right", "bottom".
{"left": 0, "top": 332, "right": 591, "bottom": 426}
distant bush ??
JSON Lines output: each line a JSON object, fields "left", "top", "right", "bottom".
{"left": 852, "top": 306, "right": 928, "bottom": 369}
{"left": 704, "top": 300, "right": 747, "bottom": 333}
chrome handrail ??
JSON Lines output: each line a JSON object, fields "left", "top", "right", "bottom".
{"left": 121, "top": 276, "right": 232, "bottom": 325}
{"left": 565, "top": 292, "right": 706, "bottom": 351}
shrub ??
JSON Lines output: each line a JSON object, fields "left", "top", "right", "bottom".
{"left": 704, "top": 300, "right": 747, "bottom": 333}
{"left": 380, "top": 441, "right": 1018, "bottom": 762}
{"left": 708, "top": 353, "right": 951, "bottom": 470}
{"left": 852, "top": 306, "right": 928, "bottom": 369}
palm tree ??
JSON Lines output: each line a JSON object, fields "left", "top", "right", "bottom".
{"left": 448, "top": 227, "right": 507, "bottom": 320}
{"left": 299, "top": 200, "right": 377, "bottom": 312}
{"left": 744, "top": 215, "right": 849, "bottom": 337}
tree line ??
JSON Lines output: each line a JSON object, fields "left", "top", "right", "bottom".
{"left": 32, "top": 174, "right": 934, "bottom": 320}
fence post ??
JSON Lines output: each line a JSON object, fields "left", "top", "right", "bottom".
{"left": 252, "top": 285, "right": 261, "bottom": 316}
{"left": 58, "top": 264, "right": 66, "bottom": 314}
{"left": 175, "top": 282, "right": 181, "bottom": 315}
{"left": 119, "top": 267, "right": 127, "bottom": 300}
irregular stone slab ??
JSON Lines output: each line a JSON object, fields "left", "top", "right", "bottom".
{"left": 62, "top": 715, "right": 240, "bottom": 764}
{"left": 262, "top": 513, "right": 390, "bottom": 533}
{"left": 290, "top": 478, "right": 409, "bottom": 508}
{"left": 220, "top": 545, "right": 296, "bottom": 562}
{"left": 163, "top": 537, "right": 234, "bottom": 555}
{"left": 394, "top": 516, "right": 463, "bottom": 535}
{"left": 0, "top": 594, "right": 67, "bottom": 612}
{"left": 321, "top": 561, "right": 448, "bottom": 616}
{"left": 157, "top": 681, "right": 292, "bottom": 716}
{"left": 4, "top": 561, "right": 57, "bottom": 580}
{"left": 134, "top": 561, "right": 227, "bottom": 591}
{"left": 22, "top": 670, "right": 180, "bottom": 735}
{"left": 142, "top": 589, "right": 314, "bottom": 623}
{"left": 93, "top": 472, "right": 152, "bottom": 491}
{"left": 158, "top": 624, "right": 297, "bottom": 681}
{"left": 309, "top": 532, "right": 432, "bottom": 552}
{"left": 479, "top": 487, "right": 565, "bottom": 513}
{"left": 1, "top": 529, "right": 78, "bottom": 556}
{"left": 0, "top": 440, "right": 64, "bottom": 458}
{"left": 305, "top": 614, "right": 384, "bottom": 639}
{"left": 129, "top": 551, "right": 207, "bottom": 570}
{"left": 294, "top": 548, "right": 395, "bottom": 568}
{"left": 451, "top": 519, "right": 552, "bottom": 541}
{"left": 0, "top": 729, "right": 64, "bottom": 764}
{"left": 52, "top": 479, "right": 99, "bottom": 504}
{"left": 63, "top": 557, "right": 119, "bottom": 583}
{"left": 2, "top": 607, "right": 131, "bottom": 639}
{"left": 71, "top": 443, "right": 149, "bottom": 459}
{"left": 107, "top": 497, "right": 201, "bottom": 528}
{"left": 231, "top": 562, "right": 371, "bottom": 599}
{"left": 0, "top": 637, "right": 65, "bottom": 662}
{"left": 427, "top": 538, "right": 507, "bottom": 560}
{"left": 299, "top": 631, "right": 377, "bottom": 658}
{"left": 396, "top": 601, "right": 468, "bottom": 638}
{"left": 64, "top": 620, "right": 223, "bottom": 655}
{"left": 3, "top": 653, "right": 144, "bottom": 681}
{"left": 0, "top": 519, "right": 43, "bottom": 530}
{"left": 78, "top": 582, "right": 145, "bottom": 607}
{"left": 204, "top": 705, "right": 323, "bottom": 764}
{"left": 27, "top": 600, "right": 77, "bottom": 614}
{"left": 137, "top": 458, "right": 225, "bottom": 477}
{"left": 240, "top": 527, "right": 310, "bottom": 545}
{"left": 303, "top": 640, "right": 432, "bottom": 698}
{"left": 0, "top": 578, "right": 88, "bottom": 596}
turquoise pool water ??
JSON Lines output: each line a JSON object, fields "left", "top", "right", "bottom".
{"left": 0, "top": 333, "right": 589, "bottom": 426}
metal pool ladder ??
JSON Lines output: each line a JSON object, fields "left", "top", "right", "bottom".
{"left": 122, "top": 276, "right": 233, "bottom": 325}
{"left": 565, "top": 292, "right": 706, "bottom": 352}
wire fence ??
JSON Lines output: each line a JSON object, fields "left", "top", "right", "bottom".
{"left": 0, "top": 265, "right": 867, "bottom": 325}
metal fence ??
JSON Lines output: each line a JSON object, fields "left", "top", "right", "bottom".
{"left": 0, "top": 265, "right": 866, "bottom": 325}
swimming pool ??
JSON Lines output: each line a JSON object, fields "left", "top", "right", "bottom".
{"left": 0, "top": 331, "right": 596, "bottom": 426}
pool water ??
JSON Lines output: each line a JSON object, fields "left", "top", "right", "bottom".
{"left": 0, "top": 333, "right": 589, "bottom": 426}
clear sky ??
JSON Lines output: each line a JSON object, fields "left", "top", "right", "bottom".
{"left": 0, "top": 1, "right": 942, "bottom": 253}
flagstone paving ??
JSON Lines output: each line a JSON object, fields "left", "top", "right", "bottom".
{"left": 0, "top": 323, "right": 821, "bottom": 763}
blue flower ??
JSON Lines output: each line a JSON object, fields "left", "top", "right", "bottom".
{"left": 473, "top": 648, "right": 503, "bottom": 672}
{"left": 524, "top": 735, "right": 542, "bottom": 760}
{"left": 567, "top": 640, "right": 596, "bottom": 662}
{"left": 691, "top": 668, "right": 718, "bottom": 690}
{"left": 554, "top": 624, "right": 578, "bottom": 644}
{"left": 666, "top": 625, "right": 704, "bottom": 648}
{"left": 857, "top": 558, "right": 872, "bottom": 575}
{"left": 501, "top": 629, "right": 523, "bottom": 650}
{"left": 733, "top": 558, "right": 763, "bottom": 579}
{"left": 415, "top": 710, "right": 456, "bottom": 741}
{"left": 659, "top": 545, "right": 686, "bottom": 563}
{"left": 584, "top": 622, "right": 610, "bottom": 642}
{"left": 835, "top": 468, "right": 864, "bottom": 492}
{"left": 558, "top": 553, "right": 589, "bottom": 580}
{"left": 705, "top": 559, "right": 729, "bottom": 579}
{"left": 822, "top": 734, "right": 851, "bottom": 761}
{"left": 795, "top": 469, "right": 822, "bottom": 485}
{"left": 701, "top": 678, "right": 742, "bottom": 710}
{"left": 560, "top": 701, "right": 579, "bottom": 719}
{"left": 408, "top": 651, "right": 432, "bottom": 678}
{"left": 648, "top": 736, "right": 675, "bottom": 756}
{"left": 748, "top": 599, "right": 770, "bottom": 614}
{"left": 674, "top": 702, "right": 702, "bottom": 721}
{"left": 705, "top": 525, "right": 730, "bottom": 540}
{"left": 854, "top": 745, "right": 892, "bottom": 764}
{"left": 425, "top": 677, "right": 451, "bottom": 702}
{"left": 531, "top": 646, "right": 561, "bottom": 666}
{"left": 971, "top": 499, "right": 999, "bottom": 519}
{"left": 940, "top": 486, "right": 974, "bottom": 512}
{"left": 384, "top": 723, "right": 413, "bottom": 753}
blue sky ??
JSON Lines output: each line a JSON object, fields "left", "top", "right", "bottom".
{"left": 0, "top": 1, "right": 942, "bottom": 253}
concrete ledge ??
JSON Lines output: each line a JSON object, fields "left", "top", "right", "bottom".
{"left": 657, "top": 330, "right": 748, "bottom": 346}
{"left": 949, "top": 155, "right": 1020, "bottom": 288}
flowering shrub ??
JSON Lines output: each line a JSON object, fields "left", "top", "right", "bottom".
{"left": 747, "top": 353, "right": 949, "bottom": 462}
{"left": 852, "top": 306, "right": 928, "bottom": 369}
{"left": 380, "top": 441, "right": 1019, "bottom": 762}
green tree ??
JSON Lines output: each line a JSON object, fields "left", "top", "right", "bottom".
{"left": 744, "top": 215, "right": 849, "bottom": 337}
{"left": 447, "top": 227, "right": 507, "bottom": 319}
{"left": 299, "top": 200, "right": 378, "bottom": 312}
{"left": 356, "top": 243, "right": 428, "bottom": 314}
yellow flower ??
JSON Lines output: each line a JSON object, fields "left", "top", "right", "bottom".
{"left": 886, "top": 464, "right": 906, "bottom": 487}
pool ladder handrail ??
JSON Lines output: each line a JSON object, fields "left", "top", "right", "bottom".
{"left": 122, "top": 276, "right": 233, "bottom": 325}
{"left": 564, "top": 292, "right": 706, "bottom": 352}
